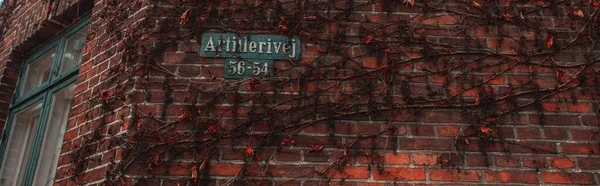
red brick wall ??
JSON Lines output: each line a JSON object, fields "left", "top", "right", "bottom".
{"left": 1, "top": 0, "right": 600, "bottom": 186}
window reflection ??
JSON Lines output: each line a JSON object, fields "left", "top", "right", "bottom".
{"left": 21, "top": 48, "right": 55, "bottom": 95}
{"left": 59, "top": 26, "right": 88, "bottom": 75}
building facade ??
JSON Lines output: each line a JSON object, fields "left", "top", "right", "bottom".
{"left": 0, "top": 0, "right": 599, "bottom": 185}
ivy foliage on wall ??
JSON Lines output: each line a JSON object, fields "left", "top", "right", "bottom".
{"left": 67, "top": 0, "right": 600, "bottom": 185}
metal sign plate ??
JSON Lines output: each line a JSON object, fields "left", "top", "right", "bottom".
{"left": 200, "top": 33, "right": 301, "bottom": 60}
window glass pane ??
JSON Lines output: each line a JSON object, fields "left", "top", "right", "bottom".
{"left": 59, "top": 26, "right": 88, "bottom": 75}
{"left": 0, "top": 102, "right": 42, "bottom": 186}
{"left": 33, "top": 84, "right": 75, "bottom": 186}
{"left": 21, "top": 48, "right": 56, "bottom": 95}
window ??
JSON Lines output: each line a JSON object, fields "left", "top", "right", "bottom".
{"left": 0, "top": 17, "right": 89, "bottom": 186}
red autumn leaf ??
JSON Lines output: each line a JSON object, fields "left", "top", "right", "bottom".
{"left": 290, "top": 139, "right": 296, "bottom": 145}
{"left": 190, "top": 165, "right": 198, "bottom": 179}
{"left": 280, "top": 16, "right": 286, "bottom": 21}
{"left": 403, "top": 0, "right": 415, "bottom": 6}
{"left": 504, "top": 13, "right": 511, "bottom": 21}
{"left": 153, "top": 155, "right": 159, "bottom": 165}
{"left": 312, "top": 145, "right": 324, "bottom": 152}
{"left": 556, "top": 69, "right": 565, "bottom": 77}
{"left": 280, "top": 138, "right": 289, "bottom": 145}
{"left": 72, "top": 18, "right": 78, "bottom": 23}
{"left": 169, "top": 136, "right": 176, "bottom": 145}
{"left": 592, "top": 0, "right": 600, "bottom": 7}
{"left": 365, "top": 35, "right": 374, "bottom": 44}
{"left": 207, "top": 126, "right": 217, "bottom": 134}
{"left": 178, "top": 113, "right": 188, "bottom": 120}
{"left": 384, "top": 49, "right": 391, "bottom": 57}
{"left": 439, "top": 156, "right": 449, "bottom": 163}
{"left": 180, "top": 9, "right": 191, "bottom": 25}
{"left": 86, "top": 32, "right": 96, "bottom": 42}
{"left": 545, "top": 35, "right": 554, "bottom": 49}
{"left": 480, "top": 126, "right": 492, "bottom": 134}
{"left": 278, "top": 24, "right": 288, "bottom": 32}
{"left": 573, "top": 10, "right": 584, "bottom": 18}
{"left": 248, "top": 77, "right": 259, "bottom": 91}
{"left": 246, "top": 146, "right": 254, "bottom": 156}
{"left": 475, "top": 93, "right": 480, "bottom": 104}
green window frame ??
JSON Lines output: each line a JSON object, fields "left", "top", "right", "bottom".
{"left": 0, "top": 15, "right": 89, "bottom": 186}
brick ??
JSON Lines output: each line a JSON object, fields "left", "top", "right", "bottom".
{"left": 495, "top": 156, "right": 520, "bottom": 167}
{"left": 550, "top": 157, "right": 575, "bottom": 169}
{"left": 579, "top": 157, "right": 600, "bottom": 169}
{"left": 319, "top": 166, "right": 369, "bottom": 179}
{"left": 399, "top": 138, "right": 453, "bottom": 151}
{"left": 358, "top": 183, "right": 384, "bottom": 186}
{"left": 275, "top": 150, "right": 302, "bottom": 162}
{"left": 542, "top": 102, "right": 565, "bottom": 112}
{"left": 517, "top": 128, "right": 541, "bottom": 139}
{"left": 385, "top": 152, "right": 410, "bottom": 165}
{"left": 209, "top": 164, "right": 244, "bottom": 176}
{"left": 486, "top": 170, "right": 539, "bottom": 184}
{"left": 570, "top": 129, "right": 599, "bottom": 141}
{"left": 560, "top": 143, "right": 599, "bottom": 155}
{"left": 412, "top": 153, "right": 438, "bottom": 166}
{"left": 529, "top": 114, "right": 581, "bottom": 126}
{"left": 269, "top": 165, "right": 315, "bottom": 178}
{"left": 543, "top": 128, "right": 569, "bottom": 140}
{"left": 411, "top": 124, "right": 435, "bottom": 136}
{"left": 566, "top": 102, "right": 591, "bottom": 112}
{"left": 363, "top": 57, "right": 388, "bottom": 68}
{"left": 422, "top": 111, "right": 468, "bottom": 123}
{"left": 437, "top": 125, "right": 460, "bottom": 137}
{"left": 466, "top": 154, "right": 490, "bottom": 166}
{"left": 542, "top": 172, "right": 596, "bottom": 185}
{"left": 522, "top": 157, "right": 547, "bottom": 168}
{"left": 429, "top": 169, "right": 482, "bottom": 182}
{"left": 422, "top": 15, "right": 459, "bottom": 25}
{"left": 373, "top": 168, "right": 426, "bottom": 180}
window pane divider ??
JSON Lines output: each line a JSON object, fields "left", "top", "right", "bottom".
{"left": 21, "top": 75, "right": 77, "bottom": 186}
